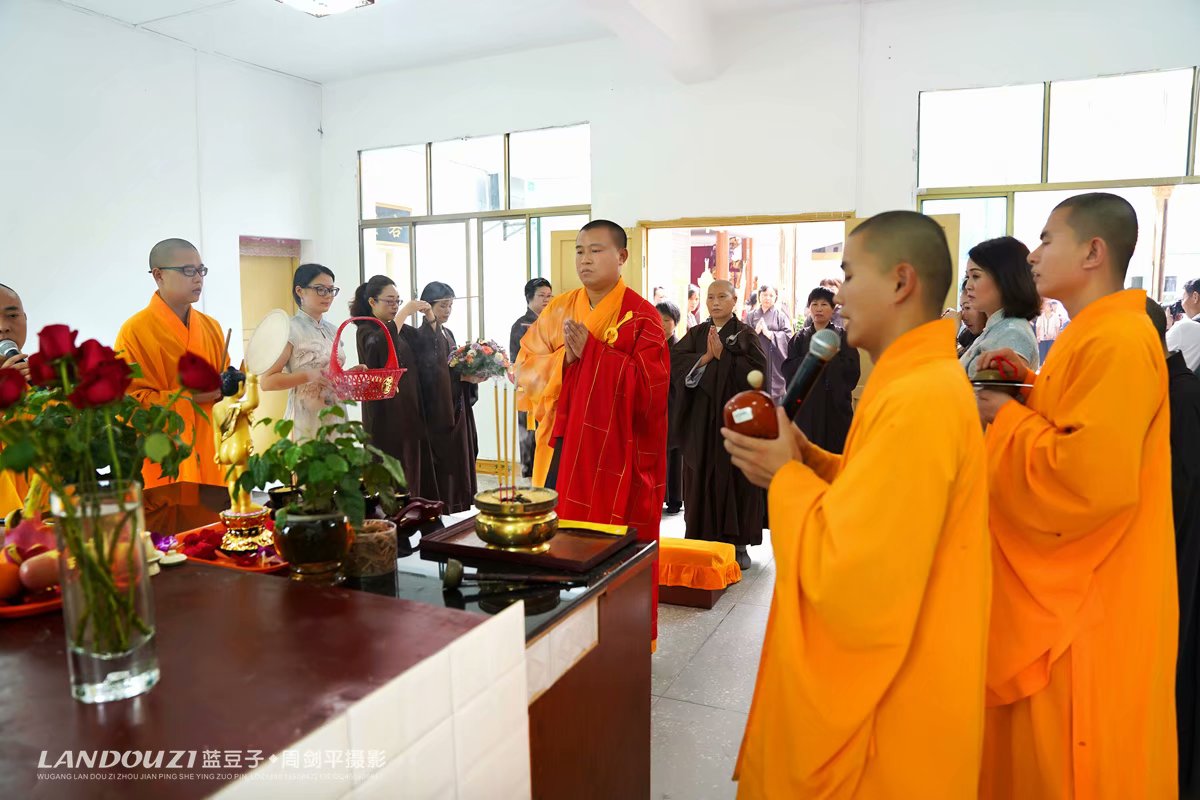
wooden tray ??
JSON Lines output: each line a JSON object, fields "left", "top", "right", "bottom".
{"left": 418, "top": 517, "right": 638, "bottom": 573}
{"left": 1, "top": 594, "right": 62, "bottom": 619}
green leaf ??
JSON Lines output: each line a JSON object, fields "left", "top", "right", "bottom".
{"left": 338, "top": 490, "right": 366, "bottom": 529}
{"left": 323, "top": 454, "right": 348, "bottom": 476}
{"left": 0, "top": 438, "right": 36, "bottom": 472}
{"left": 275, "top": 419, "right": 294, "bottom": 438}
{"left": 144, "top": 433, "right": 172, "bottom": 463}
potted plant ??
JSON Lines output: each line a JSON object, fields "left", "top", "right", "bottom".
{"left": 0, "top": 325, "right": 216, "bottom": 703}
{"left": 236, "top": 406, "right": 406, "bottom": 584}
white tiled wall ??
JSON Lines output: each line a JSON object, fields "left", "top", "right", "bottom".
{"left": 525, "top": 598, "right": 598, "bottom": 703}
{"left": 214, "top": 603, "right": 530, "bottom": 800}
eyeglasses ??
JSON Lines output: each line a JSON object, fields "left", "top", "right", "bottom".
{"left": 151, "top": 266, "right": 208, "bottom": 278}
{"left": 375, "top": 297, "right": 401, "bottom": 306}
{"left": 305, "top": 285, "right": 340, "bottom": 297}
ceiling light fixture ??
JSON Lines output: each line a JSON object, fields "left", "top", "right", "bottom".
{"left": 276, "top": 0, "right": 375, "bottom": 18}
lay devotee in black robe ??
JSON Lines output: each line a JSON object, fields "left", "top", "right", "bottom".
{"left": 657, "top": 300, "right": 683, "bottom": 515}
{"left": 744, "top": 285, "right": 792, "bottom": 403}
{"left": 413, "top": 282, "right": 479, "bottom": 513}
{"left": 782, "top": 286, "right": 860, "bottom": 454}
{"left": 1150, "top": 297, "right": 1200, "bottom": 798}
{"left": 352, "top": 275, "right": 440, "bottom": 502}
{"left": 670, "top": 280, "right": 766, "bottom": 569}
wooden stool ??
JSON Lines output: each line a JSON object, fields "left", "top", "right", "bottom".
{"left": 658, "top": 538, "right": 742, "bottom": 609}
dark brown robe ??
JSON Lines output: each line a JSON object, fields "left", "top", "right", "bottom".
{"left": 669, "top": 318, "right": 766, "bottom": 547}
{"left": 357, "top": 319, "right": 440, "bottom": 502}
{"left": 1169, "top": 350, "right": 1200, "bottom": 798}
{"left": 413, "top": 321, "right": 478, "bottom": 513}
{"left": 781, "top": 324, "right": 860, "bottom": 454}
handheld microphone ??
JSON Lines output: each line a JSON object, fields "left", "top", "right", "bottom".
{"left": 781, "top": 328, "right": 840, "bottom": 410}
{"left": 0, "top": 340, "right": 21, "bottom": 361}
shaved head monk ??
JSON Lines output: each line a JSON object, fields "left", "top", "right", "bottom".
{"left": 516, "top": 219, "right": 670, "bottom": 640}
{"left": 0, "top": 283, "right": 29, "bottom": 380}
{"left": 115, "top": 238, "right": 229, "bottom": 487}
{"left": 669, "top": 279, "right": 767, "bottom": 568}
{"left": 722, "top": 210, "right": 990, "bottom": 797}
{"left": 0, "top": 283, "right": 30, "bottom": 517}
{"left": 976, "top": 193, "right": 1176, "bottom": 797}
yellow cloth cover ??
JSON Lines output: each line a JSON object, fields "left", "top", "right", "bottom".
{"left": 560, "top": 519, "right": 627, "bottom": 537}
{"left": 659, "top": 538, "right": 742, "bottom": 590}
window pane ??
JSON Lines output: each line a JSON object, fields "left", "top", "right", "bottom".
{"left": 413, "top": 222, "right": 470, "bottom": 339}
{"left": 920, "top": 197, "right": 1009, "bottom": 291}
{"left": 1163, "top": 185, "right": 1200, "bottom": 302}
{"left": 918, "top": 84, "right": 1044, "bottom": 188}
{"left": 361, "top": 225, "right": 413, "bottom": 303}
{"left": 1048, "top": 69, "right": 1193, "bottom": 182}
{"left": 431, "top": 136, "right": 504, "bottom": 214}
{"left": 360, "top": 144, "right": 427, "bottom": 219}
{"left": 509, "top": 124, "right": 591, "bottom": 209}
{"left": 1013, "top": 187, "right": 1157, "bottom": 293}
{"left": 475, "top": 218, "right": 529, "bottom": 463}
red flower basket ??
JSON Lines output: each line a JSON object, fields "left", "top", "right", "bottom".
{"left": 329, "top": 317, "right": 406, "bottom": 401}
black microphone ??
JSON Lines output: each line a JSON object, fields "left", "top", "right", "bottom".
{"left": 781, "top": 328, "right": 840, "bottom": 410}
{"left": 0, "top": 339, "right": 22, "bottom": 362}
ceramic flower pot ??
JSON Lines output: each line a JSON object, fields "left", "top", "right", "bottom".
{"left": 273, "top": 511, "right": 352, "bottom": 585}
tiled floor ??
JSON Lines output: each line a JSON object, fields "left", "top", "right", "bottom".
{"left": 651, "top": 513, "right": 773, "bottom": 800}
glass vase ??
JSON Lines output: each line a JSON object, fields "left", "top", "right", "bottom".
{"left": 50, "top": 482, "right": 159, "bottom": 704}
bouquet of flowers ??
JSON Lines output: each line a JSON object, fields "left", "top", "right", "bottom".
{"left": 0, "top": 324, "right": 218, "bottom": 700}
{"left": 447, "top": 338, "right": 511, "bottom": 381}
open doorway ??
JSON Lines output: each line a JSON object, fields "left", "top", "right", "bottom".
{"left": 646, "top": 218, "right": 850, "bottom": 340}
{"left": 239, "top": 236, "right": 299, "bottom": 455}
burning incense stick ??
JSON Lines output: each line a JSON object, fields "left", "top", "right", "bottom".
{"left": 502, "top": 383, "right": 510, "bottom": 500}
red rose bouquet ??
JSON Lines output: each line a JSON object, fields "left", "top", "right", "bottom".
{"left": 0, "top": 325, "right": 219, "bottom": 699}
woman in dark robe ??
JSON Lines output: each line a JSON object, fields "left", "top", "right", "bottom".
{"left": 351, "top": 275, "right": 440, "bottom": 502}
{"left": 669, "top": 280, "right": 766, "bottom": 569}
{"left": 782, "top": 287, "right": 861, "bottom": 454}
{"left": 412, "top": 281, "right": 479, "bottom": 513}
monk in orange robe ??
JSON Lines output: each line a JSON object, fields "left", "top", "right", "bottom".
{"left": 516, "top": 220, "right": 670, "bottom": 637}
{"left": 115, "top": 238, "right": 229, "bottom": 488}
{"left": 722, "top": 211, "right": 991, "bottom": 798}
{"left": 976, "top": 193, "right": 1176, "bottom": 798}
{"left": 0, "top": 283, "right": 31, "bottom": 517}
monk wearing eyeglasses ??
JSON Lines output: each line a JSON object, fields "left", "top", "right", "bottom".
{"left": 115, "top": 238, "right": 229, "bottom": 487}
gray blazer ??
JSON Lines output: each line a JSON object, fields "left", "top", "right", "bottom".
{"left": 960, "top": 311, "right": 1040, "bottom": 378}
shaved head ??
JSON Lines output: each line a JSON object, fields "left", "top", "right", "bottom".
{"left": 850, "top": 211, "right": 952, "bottom": 316}
{"left": 149, "top": 238, "right": 199, "bottom": 270}
{"left": 710, "top": 279, "right": 736, "bottom": 295}
{"left": 1055, "top": 193, "right": 1138, "bottom": 278}
{"left": 1146, "top": 296, "right": 1168, "bottom": 355}
{"left": 0, "top": 283, "right": 27, "bottom": 349}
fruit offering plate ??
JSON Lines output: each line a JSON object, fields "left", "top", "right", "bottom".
{"left": 172, "top": 524, "right": 289, "bottom": 575}
{"left": 0, "top": 588, "right": 62, "bottom": 619}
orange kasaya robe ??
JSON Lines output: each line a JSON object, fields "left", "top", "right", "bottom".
{"left": 981, "top": 289, "right": 1177, "bottom": 799}
{"left": 114, "top": 293, "right": 229, "bottom": 488}
{"left": 736, "top": 318, "right": 991, "bottom": 799}
{"left": 516, "top": 279, "right": 670, "bottom": 636}
{"left": 0, "top": 467, "right": 29, "bottom": 520}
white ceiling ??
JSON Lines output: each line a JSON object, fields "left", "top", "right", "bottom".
{"left": 59, "top": 0, "right": 858, "bottom": 83}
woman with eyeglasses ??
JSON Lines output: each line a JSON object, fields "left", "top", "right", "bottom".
{"left": 412, "top": 282, "right": 480, "bottom": 513}
{"left": 350, "top": 275, "right": 439, "bottom": 501}
{"left": 261, "top": 263, "right": 355, "bottom": 441}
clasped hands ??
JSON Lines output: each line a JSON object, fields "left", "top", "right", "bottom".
{"left": 974, "top": 347, "right": 1031, "bottom": 424}
{"left": 721, "top": 407, "right": 806, "bottom": 489}
{"left": 563, "top": 319, "right": 589, "bottom": 364}
{"left": 699, "top": 326, "right": 725, "bottom": 365}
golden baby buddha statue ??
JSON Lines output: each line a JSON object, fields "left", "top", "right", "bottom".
{"left": 214, "top": 371, "right": 271, "bottom": 552}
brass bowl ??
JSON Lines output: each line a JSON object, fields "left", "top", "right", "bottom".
{"left": 473, "top": 487, "right": 559, "bottom": 553}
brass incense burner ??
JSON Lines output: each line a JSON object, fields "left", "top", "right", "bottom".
{"left": 473, "top": 487, "right": 559, "bottom": 553}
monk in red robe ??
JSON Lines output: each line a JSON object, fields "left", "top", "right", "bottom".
{"left": 516, "top": 220, "right": 670, "bottom": 637}
{"left": 722, "top": 211, "right": 990, "bottom": 798}
{"left": 976, "top": 193, "right": 1176, "bottom": 798}
{"left": 115, "top": 239, "right": 229, "bottom": 488}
